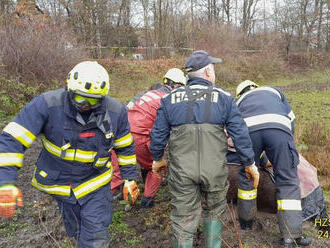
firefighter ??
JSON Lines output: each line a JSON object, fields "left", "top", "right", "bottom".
{"left": 127, "top": 68, "right": 187, "bottom": 208}
{"left": 0, "top": 61, "right": 140, "bottom": 248}
{"left": 235, "top": 80, "right": 312, "bottom": 248}
{"left": 150, "top": 50, "right": 258, "bottom": 248}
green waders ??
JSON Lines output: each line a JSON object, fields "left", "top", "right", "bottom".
{"left": 168, "top": 123, "right": 228, "bottom": 247}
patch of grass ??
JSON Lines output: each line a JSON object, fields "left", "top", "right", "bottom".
{"left": 286, "top": 89, "right": 330, "bottom": 132}
{"left": 284, "top": 89, "right": 330, "bottom": 177}
{"left": 225, "top": 69, "right": 330, "bottom": 91}
{"left": 110, "top": 210, "right": 127, "bottom": 232}
{"left": 109, "top": 210, "right": 144, "bottom": 247}
{"left": 0, "top": 220, "right": 28, "bottom": 236}
{"left": 270, "top": 69, "right": 330, "bottom": 87}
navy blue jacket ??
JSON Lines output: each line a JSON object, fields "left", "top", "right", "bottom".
{"left": 150, "top": 78, "right": 254, "bottom": 166}
{"left": 235, "top": 86, "right": 295, "bottom": 135}
{"left": 0, "top": 88, "right": 137, "bottom": 203}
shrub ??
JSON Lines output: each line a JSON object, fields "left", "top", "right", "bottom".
{"left": 296, "top": 123, "right": 330, "bottom": 177}
{"left": 0, "top": 16, "right": 86, "bottom": 85}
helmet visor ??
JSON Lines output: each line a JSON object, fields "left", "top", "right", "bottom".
{"left": 74, "top": 94, "right": 101, "bottom": 106}
{"left": 73, "top": 94, "right": 102, "bottom": 112}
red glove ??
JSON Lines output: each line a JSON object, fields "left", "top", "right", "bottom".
{"left": 0, "top": 184, "right": 23, "bottom": 218}
{"left": 123, "top": 180, "right": 140, "bottom": 204}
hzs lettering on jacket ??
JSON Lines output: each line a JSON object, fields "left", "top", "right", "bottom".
{"left": 170, "top": 90, "right": 219, "bottom": 104}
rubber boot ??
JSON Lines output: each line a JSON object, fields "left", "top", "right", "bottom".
{"left": 238, "top": 218, "right": 253, "bottom": 230}
{"left": 282, "top": 236, "right": 312, "bottom": 248}
{"left": 141, "top": 196, "right": 154, "bottom": 208}
{"left": 203, "top": 220, "right": 222, "bottom": 248}
{"left": 173, "top": 238, "right": 193, "bottom": 248}
{"left": 173, "top": 239, "right": 178, "bottom": 248}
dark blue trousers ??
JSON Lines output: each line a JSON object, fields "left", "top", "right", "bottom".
{"left": 238, "top": 129, "right": 303, "bottom": 238}
{"left": 57, "top": 185, "right": 113, "bottom": 248}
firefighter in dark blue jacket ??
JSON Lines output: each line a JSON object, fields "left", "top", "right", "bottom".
{"left": 235, "top": 80, "right": 311, "bottom": 248}
{"left": 150, "top": 50, "right": 259, "bottom": 248}
{"left": 0, "top": 61, "right": 140, "bottom": 248}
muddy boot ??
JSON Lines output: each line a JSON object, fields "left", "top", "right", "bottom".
{"left": 203, "top": 220, "right": 222, "bottom": 248}
{"left": 238, "top": 218, "right": 253, "bottom": 230}
{"left": 141, "top": 196, "right": 154, "bottom": 208}
{"left": 282, "top": 236, "right": 312, "bottom": 248}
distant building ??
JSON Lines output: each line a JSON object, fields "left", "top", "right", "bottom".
{"left": 132, "top": 46, "right": 146, "bottom": 60}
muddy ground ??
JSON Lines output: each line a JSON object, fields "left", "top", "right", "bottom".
{"left": 0, "top": 141, "right": 329, "bottom": 248}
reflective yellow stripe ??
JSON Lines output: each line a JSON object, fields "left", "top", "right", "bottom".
{"left": 3, "top": 122, "right": 36, "bottom": 148}
{"left": 41, "top": 137, "right": 97, "bottom": 163}
{"left": 31, "top": 176, "right": 71, "bottom": 196}
{"left": 106, "top": 161, "right": 112, "bottom": 168}
{"left": 244, "top": 114, "right": 292, "bottom": 131}
{"left": 95, "top": 157, "right": 109, "bottom": 167}
{"left": 61, "top": 143, "right": 71, "bottom": 150}
{"left": 277, "top": 199, "right": 302, "bottom": 211}
{"left": 0, "top": 153, "right": 24, "bottom": 167}
{"left": 74, "top": 149, "right": 97, "bottom": 162}
{"left": 73, "top": 166, "right": 113, "bottom": 199}
{"left": 39, "top": 170, "right": 48, "bottom": 178}
{"left": 238, "top": 188, "right": 257, "bottom": 200}
{"left": 117, "top": 154, "right": 136, "bottom": 166}
{"left": 0, "top": 202, "right": 16, "bottom": 207}
{"left": 114, "top": 133, "right": 133, "bottom": 149}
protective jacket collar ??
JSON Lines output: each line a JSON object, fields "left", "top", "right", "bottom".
{"left": 187, "top": 77, "right": 213, "bottom": 87}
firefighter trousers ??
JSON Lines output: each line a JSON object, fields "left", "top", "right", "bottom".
{"left": 238, "top": 129, "right": 302, "bottom": 238}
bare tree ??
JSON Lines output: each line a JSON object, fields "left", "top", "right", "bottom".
{"left": 326, "top": 0, "right": 330, "bottom": 51}
{"left": 241, "top": 0, "right": 260, "bottom": 35}
{"left": 222, "top": 0, "right": 231, "bottom": 23}
{"left": 0, "top": 0, "right": 15, "bottom": 16}
{"left": 278, "top": 1, "right": 300, "bottom": 56}
{"left": 117, "top": 0, "right": 131, "bottom": 26}
{"left": 316, "top": 0, "right": 325, "bottom": 49}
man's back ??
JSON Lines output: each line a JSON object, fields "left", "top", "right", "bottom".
{"left": 151, "top": 78, "right": 254, "bottom": 166}
{"left": 128, "top": 88, "right": 169, "bottom": 135}
{"left": 236, "top": 86, "right": 294, "bottom": 134}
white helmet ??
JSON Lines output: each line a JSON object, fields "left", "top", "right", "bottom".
{"left": 236, "top": 80, "right": 259, "bottom": 97}
{"left": 67, "top": 61, "right": 110, "bottom": 98}
{"left": 163, "top": 68, "right": 186, "bottom": 86}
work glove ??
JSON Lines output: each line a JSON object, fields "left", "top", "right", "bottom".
{"left": 0, "top": 184, "right": 23, "bottom": 218}
{"left": 152, "top": 157, "right": 167, "bottom": 179}
{"left": 123, "top": 180, "right": 140, "bottom": 204}
{"left": 245, "top": 163, "right": 260, "bottom": 189}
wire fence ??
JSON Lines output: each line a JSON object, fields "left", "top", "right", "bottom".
{"left": 78, "top": 46, "right": 194, "bottom": 60}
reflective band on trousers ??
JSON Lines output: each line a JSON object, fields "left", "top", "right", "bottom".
{"left": 277, "top": 199, "right": 302, "bottom": 211}
{"left": 238, "top": 188, "right": 257, "bottom": 200}
{"left": 0, "top": 153, "right": 24, "bottom": 167}
{"left": 73, "top": 166, "right": 113, "bottom": 199}
{"left": 31, "top": 166, "right": 113, "bottom": 199}
{"left": 3, "top": 122, "right": 36, "bottom": 148}
{"left": 114, "top": 133, "right": 133, "bottom": 149}
{"left": 244, "top": 114, "right": 292, "bottom": 131}
{"left": 41, "top": 137, "right": 97, "bottom": 163}
{"left": 117, "top": 154, "right": 137, "bottom": 166}
{"left": 236, "top": 86, "right": 282, "bottom": 106}
{"left": 288, "top": 111, "right": 295, "bottom": 121}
